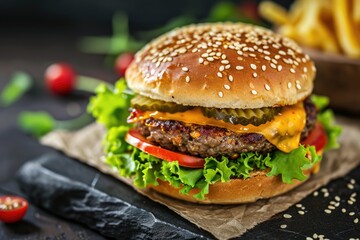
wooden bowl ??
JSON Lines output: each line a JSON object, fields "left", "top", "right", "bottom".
{"left": 304, "top": 48, "right": 360, "bottom": 114}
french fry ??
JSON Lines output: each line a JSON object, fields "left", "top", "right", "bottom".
{"left": 259, "top": 1, "right": 289, "bottom": 25}
{"left": 259, "top": 0, "right": 360, "bottom": 58}
{"left": 353, "top": 0, "right": 360, "bottom": 24}
{"left": 333, "top": 0, "right": 360, "bottom": 57}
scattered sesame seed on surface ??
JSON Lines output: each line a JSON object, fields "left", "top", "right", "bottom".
{"left": 270, "top": 63, "right": 276, "bottom": 69}
{"left": 324, "top": 209, "right": 332, "bottom": 214}
{"left": 261, "top": 65, "right": 266, "bottom": 71}
{"left": 342, "top": 208, "right": 347, "bottom": 213}
{"left": 185, "top": 76, "right": 191, "bottom": 82}
{"left": 250, "top": 63, "right": 257, "bottom": 70}
{"left": 253, "top": 72, "right": 258, "bottom": 78}
{"left": 283, "top": 214, "right": 292, "bottom": 219}
{"left": 296, "top": 204, "right": 302, "bottom": 208}
{"left": 219, "top": 66, "right": 225, "bottom": 71}
{"left": 347, "top": 183, "right": 354, "bottom": 190}
{"left": 335, "top": 196, "right": 341, "bottom": 202}
{"left": 313, "top": 191, "right": 319, "bottom": 197}
{"left": 287, "top": 82, "right": 292, "bottom": 89}
{"left": 277, "top": 65, "right": 282, "bottom": 71}
{"left": 298, "top": 210, "right": 305, "bottom": 215}
{"left": 182, "top": 67, "right": 189, "bottom": 72}
{"left": 355, "top": 218, "right": 359, "bottom": 224}
{"left": 290, "top": 68, "right": 296, "bottom": 73}
{"left": 218, "top": 91, "right": 223, "bottom": 98}
{"left": 224, "top": 84, "right": 230, "bottom": 90}
{"left": 217, "top": 72, "right": 223, "bottom": 78}
{"left": 228, "top": 75, "right": 234, "bottom": 82}
{"left": 251, "top": 89, "right": 257, "bottom": 95}
{"left": 303, "top": 67, "right": 308, "bottom": 73}
{"left": 236, "top": 66, "right": 244, "bottom": 70}
{"left": 350, "top": 179, "right": 356, "bottom": 184}
{"left": 349, "top": 212, "right": 355, "bottom": 216}
{"left": 280, "top": 224, "right": 287, "bottom": 229}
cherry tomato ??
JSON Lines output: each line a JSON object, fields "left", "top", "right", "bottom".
{"left": 45, "top": 63, "right": 76, "bottom": 95}
{"left": 115, "top": 53, "right": 134, "bottom": 76}
{"left": 301, "top": 123, "right": 327, "bottom": 152}
{"left": 125, "top": 129, "right": 205, "bottom": 168}
{"left": 0, "top": 196, "right": 28, "bottom": 223}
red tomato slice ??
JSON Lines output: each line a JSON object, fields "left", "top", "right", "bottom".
{"left": 125, "top": 129, "right": 205, "bottom": 168}
{"left": 0, "top": 196, "right": 28, "bottom": 223}
{"left": 301, "top": 122, "right": 327, "bottom": 152}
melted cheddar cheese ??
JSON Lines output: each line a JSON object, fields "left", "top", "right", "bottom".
{"left": 128, "top": 102, "right": 306, "bottom": 153}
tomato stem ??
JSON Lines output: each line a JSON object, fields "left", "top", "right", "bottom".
{"left": 76, "top": 76, "right": 113, "bottom": 93}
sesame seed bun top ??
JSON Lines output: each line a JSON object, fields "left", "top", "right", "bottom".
{"left": 125, "top": 22, "right": 316, "bottom": 109}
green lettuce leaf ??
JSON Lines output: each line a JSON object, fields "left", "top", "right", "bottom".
{"left": 311, "top": 94, "right": 342, "bottom": 150}
{"left": 87, "top": 80, "right": 132, "bottom": 128}
{"left": 266, "top": 146, "right": 314, "bottom": 183}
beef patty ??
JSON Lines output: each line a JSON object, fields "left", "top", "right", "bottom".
{"left": 136, "top": 98, "right": 317, "bottom": 158}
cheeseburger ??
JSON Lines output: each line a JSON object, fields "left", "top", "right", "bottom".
{"left": 89, "top": 23, "right": 340, "bottom": 204}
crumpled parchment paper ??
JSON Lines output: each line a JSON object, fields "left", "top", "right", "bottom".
{"left": 40, "top": 117, "right": 360, "bottom": 240}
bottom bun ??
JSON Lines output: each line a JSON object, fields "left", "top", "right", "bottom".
{"left": 149, "top": 162, "right": 321, "bottom": 204}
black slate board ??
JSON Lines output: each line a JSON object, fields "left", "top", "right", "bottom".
{"left": 16, "top": 153, "right": 360, "bottom": 239}
{"left": 16, "top": 153, "right": 212, "bottom": 240}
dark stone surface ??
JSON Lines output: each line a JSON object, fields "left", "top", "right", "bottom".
{"left": 16, "top": 153, "right": 210, "bottom": 240}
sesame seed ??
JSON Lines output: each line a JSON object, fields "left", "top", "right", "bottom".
{"left": 236, "top": 66, "right": 244, "bottom": 70}
{"left": 298, "top": 210, "right": 305, "bottom": 215}
{"left": 335, "top": 196, "right": 341, "bottom": 202}
{"left": 225, "top": 64, "right": 231, "bottom": 69}
{"left": 324, "top": 209, "right": 332, "bottom": 214}
{"left": 224, "top": 84, "right": 230, "bottom": 90}
{"left": 237, "top": 50, "right": 243, "bottom": 55}
{"left": 275, "top": 55, "right": 280, "bottom": 59}
{"left": 221, "top": 54, "right": 226, "bottom": 59}
{"left": 348, "top": 200, "right": 354, "bottom": 205}
{"left": 350, "top": 179, "right": 356, "bottom": 184}
{"left": 271, "top": 59, "right": 278, "bottom": 64}
{"left": 265, "top": 56, "right": 271, "bottom": 61}
{"left": 221, "top": 60, "right": 229, "bottom": 64}
{"left": 324, "top": 192, "right": 329, "bottom": 198}
{"left": 279, "top": 50, "right": 286, "bottom": 55}
{"left": 156, "top": 62, "right": 160, "bottom": 67}
{"left": 355, "top": 218, "right": 359, "bottom": 224}
{"left": 203, "top": 61, "right": 209, "bottom": 65}
{"left": 296, "top": 204, "right": 302, "bottom": 208}
{"left": 264, "top": 50, "right": 270, "bottom": 55}
{"left": 342, "top": 208, "right": 346, "bottom": 213}
{"left": 251, "top": 89, "right": 257, "bottom": 95}
{"left": 265, "top": 84, "right": 270, "bottom": 91}
{"left": 328, "top": 206, "right": 335, "bottom": 210}
{"left": 207, "top": 57, "right": 214, "bottom": 61}
{"left": 253, "top": 72, "right": 258, "bottom": 78}
{"left": 185, "top": 76, "right": 190, "bottom": 82}
{"left": 270, "top": 63, "right": 276, "bottom": 69}
{"left": 283, "top": 214, "right": 292, "bottom": 219}
{"left": 250, "top": 64, "right": 257, "bottom": 70}
{"left": 201, "top": 53, "right": 208, "bottom": 58}
{"left": 296, "top": 83, "right": 302, "bottom": 90}
{"left": 217, "top": 72, "right": 223, "bottom": 78}
{"left": 348, "top": 183, "right": 355, "bottom": 189}
{"left": 262, "top": 65, "right": 266, "bottom": 71}
{"left": 280, "top": 224, "right": 287, "bottom": 229}
{"left": 277, "top": 65, "right": 283, "bottom": 71}
{"left": 228, "top": 75, "right": 234, "bottom": 82}
{"left": 219, "top": 66, "right": 225, "bottom": 71}
{"left": 218, "top": 91, "right": 223, "bottom": 98}
{"left": 198, "top": 58, "right": 204, "bottom": 63}
{"left": 349, "top": 212, "right": 355, "bottom": 216}
{"left": 182, "top": 67, "right": 189, "bottom": 72}
{"left": 290, "top": 68, "right": 296, "bottom": 73}
{"left": 306, "top": 237, "right": 312, "bottom": 240}
{"left": 303, "top": 67, "right": 308, "bottom": 73}
{"left": 313, "top": 191, "right": 319, "bottom": 196}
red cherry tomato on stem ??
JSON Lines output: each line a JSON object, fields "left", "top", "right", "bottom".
{"left": 0, "top": 196, "right": 28, "bottom": 223}
{"left": 45, "top": 63, "right": 76, "bottom": 95}
{"left": 125, "top": 129, "right": 205, "bottom": 168}
{"left": 115, "top": 53, "right": 134, "bottom": 76}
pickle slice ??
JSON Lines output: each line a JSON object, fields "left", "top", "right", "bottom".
{"left": 131, "top": 95, "right": 193, "bottom": 113}
{"left": 201, "top": 107, "right": 281, "bottom": 126}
